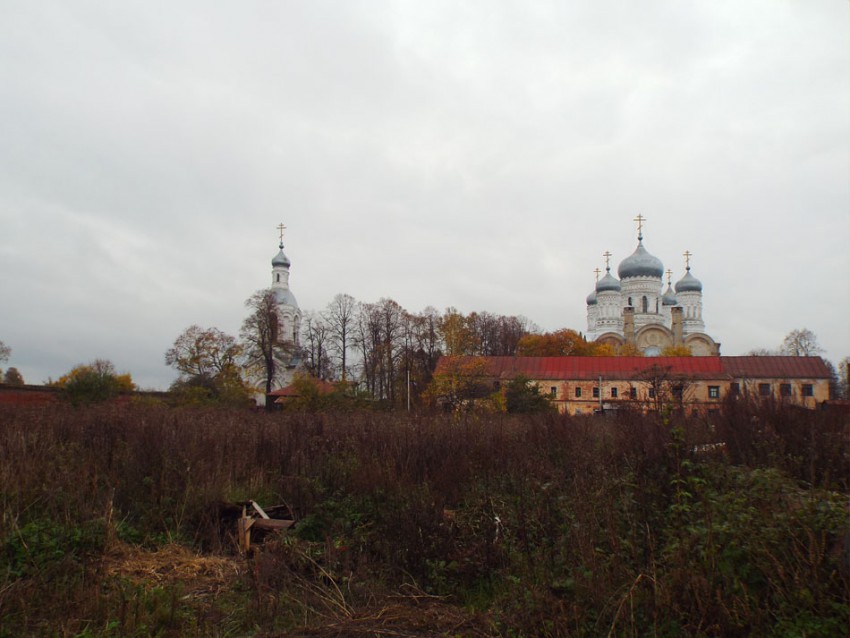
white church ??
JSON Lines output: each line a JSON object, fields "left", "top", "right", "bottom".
{"left": 252, "top": 224, "right": 303, "bottom": 402}
{"left": 585, "top": 216, "right": 720, "bottom": 356}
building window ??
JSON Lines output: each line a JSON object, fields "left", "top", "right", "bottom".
{"left": 642, "top": 296, "right": 648, "bottom": 313}
{"left": 629, "top": 387, "right": 637, "bottom": 399}
{"left": 730, "top": 382, "right": 740, "bottom": 396}
{"left": 276, "top": 273, "right": 280, "bottom": 282}
{"left": 592, "top": 387, "right": 600, "bottom": 398}
{"left": 550, "top": 387, "right": 557, "bottom": 397}
{"left": 780, "top": 383, "right": 792, "bottom": 397}
{"left": 758, "top": 383, "right": 771, "bottom": 397}
{"left": 672, "top": 385, "right": 683, "bottom": 399}
{"left": 802, "top": 384, "right": 814, "bottom": 397}
{"left": 648, "top": 388, "right": 656, "bottom": 399}
{"left": 575, "top": 387, "right": 582, "bottom": 398}
{"left": 611, "top": 387, "right": 618, "bottom": 398}
{"left": 708, "top": 386, "right": 720, "bottom": 399}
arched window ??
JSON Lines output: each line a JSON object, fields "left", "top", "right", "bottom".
{"left": 642, "top": 296, "right": 648, "bottom": 313}
{"left": 276, "top": 273, "right": 280, "bottom": 282}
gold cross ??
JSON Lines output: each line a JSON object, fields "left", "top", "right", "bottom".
{"left": 683, "top": 250, "right": 692, "bottom": 270}
{"left": 277, "top": 223, "right": 287, "bottom": 244}
{"left": 594, "top": 267, "right": 602, "bottom": 282}
{"left": 602, "top": 251, "right": 612, "bottom": 270}
{"left": 666, "top": 269, "right": 672, "bottom": 284}
{"left": 633, "top": 213, "right": 645, "bottom": 238}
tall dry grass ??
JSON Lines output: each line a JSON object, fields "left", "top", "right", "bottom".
{"left": 0, "top": 401, "right": 847, "bottom": 636}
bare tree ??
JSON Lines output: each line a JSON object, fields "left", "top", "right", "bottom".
{"left": 747, "top": 347, "right": 779, "bottom": 356}
{"left": 302, "top": 311, "right": 333, "bottom": 380}
{"left": 325, "top": 293, "right": 357, "bottom": 380}
{"left": 0, "top": 340, "right": 9, "bottom": 381}
{"left": 780, "top": 328, "right": 824, "bottom": 357}
{"left": 352, "top": 298, "right": 407, "bottom": 403}
{"left": 839, "top": 356, "right": 850, "bottom": 400}
{"left": 241, "top": 289, "right": 293, "bottom": 404}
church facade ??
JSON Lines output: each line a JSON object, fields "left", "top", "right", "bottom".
{"left": 270, "top": 227, "right": 302, "bottom": 351}
{"left": 586, "top": 217, "right": 720, "bottom": 356}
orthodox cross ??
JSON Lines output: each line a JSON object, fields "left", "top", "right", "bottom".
{"left": 683, "top": 250, "right": 692, "bottom": 270}
{"left": 633, "top": 213, "right": 645, "bottom": 239}
{"left": 277, "top": 223, "right": 287, "bottom": 245}
{"left": 594, "top": 267, "right": 602, "bottom": 282}
{"left": 602, "top": 250, "right": 612, "bottom": 270}
{"left": 666, "top": 269, "right": 673, "bottom": 285}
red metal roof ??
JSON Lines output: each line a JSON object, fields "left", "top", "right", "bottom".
{"left": 720, "top": 356, "right": 831, "bottom": 379}
{"left": 269, "top": 379, "right": 336, "bottom": 398}
{"left": 434, "top": 356, "right": 831, "bottom": 381}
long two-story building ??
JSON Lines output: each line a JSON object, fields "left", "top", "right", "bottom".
{"left": 434, "top": 356, "right": 832, "bottom": 414}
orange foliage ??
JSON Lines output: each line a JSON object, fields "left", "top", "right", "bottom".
{"left": 517, "top": 329, "right": 595, "bottom": 356}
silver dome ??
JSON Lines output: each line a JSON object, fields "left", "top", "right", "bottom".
{"left": 273, "top": 287, "right": 299, "bottom": 308}
{"left": 272, "top": 244, "right": 291, "bottom": 268}
{"left": 675, "top": 269, "right": 702, "bottom": 293}
{"left": 618, "top": 241, "right": 664, "bottom": 279}
{"left": 596, "top": 270, "right": 621, "bottom": 293}
{"left": 662, "top": 283, "right": 678, "bottom": 306}
{"left": 586, "top": 290, "right": 598, "bottom": 305}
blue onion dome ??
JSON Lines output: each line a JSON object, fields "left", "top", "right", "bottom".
{"left": 586, "top": 289, "right": 598, "bottom": 305}
{"left": 272, "top": 243, "right": 291, "bottom": 268}
{"left": 596, "top": 269, "right": 621, "bottom": 293}
{"left": 662, "top": 283, "right": 678, "bottom": 306}
{"left": 618, "top": 240, "right": 664, "bottom": 279}
{"left": 675, "top": 268, "right": 703, "bottom": 293}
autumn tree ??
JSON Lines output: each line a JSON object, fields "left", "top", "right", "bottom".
{"left": 517, "top": 329, "right": 594, "bottom": 356}
{"left": 439, "top": 308, "right": 480, "bottom": 355}
{"left": 165, "top": 325, "right": 248, "bottom": 404}
{"left": 3, "top": 367, "right": 24, "bottom": 385}
{"left": 661, "top": 345, "right": 693, "bottom": 357}
{"left": 241, "top": 289, "right": 294, "bottom": 404}
{"left": 424, "top": 357, "right": 492, "bottom": 411}
{"left": 780, "top": 328, "right": 824, "bottom": 357}
{"left": 56, "top": 359, "right": 135, "bottom": 405}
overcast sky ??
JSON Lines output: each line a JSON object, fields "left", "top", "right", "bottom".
{"left": 1, "top": 1, "right": 847, "bottom": 390}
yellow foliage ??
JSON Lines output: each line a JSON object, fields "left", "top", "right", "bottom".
{"left": 661, "top": 345, "right": 693, "bottom": 357}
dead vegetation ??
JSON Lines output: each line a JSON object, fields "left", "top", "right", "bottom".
{"left": 0, "top": 401, "right": 848, "bottom": 636}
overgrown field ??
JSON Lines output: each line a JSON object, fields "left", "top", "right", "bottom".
{"left": 1, "top": 401, "right": 848, "bottom": 637}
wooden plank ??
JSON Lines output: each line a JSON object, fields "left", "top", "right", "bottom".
{"left": 251, "top": 501, "right": 271, "bottom": 519}
{"left": 237, "top": 517, "right": 251, "bottom": 552}
{"left": 252, "top": 519, "right": 295, "bottom": 531}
